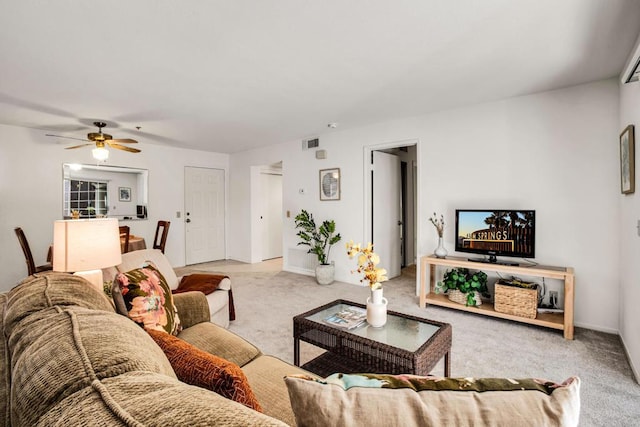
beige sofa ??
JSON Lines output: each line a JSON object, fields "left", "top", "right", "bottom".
{"left": 104, "top": 248, "right": 232, "bottom": 328}
{"left": 0, "top": 272, "right": 311, "bottom": 426}
{"left": 1, "top": 271, "right": 581, "bottom": 426}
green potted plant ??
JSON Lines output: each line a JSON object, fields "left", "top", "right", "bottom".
{"left": 435, "top": 267, "right": 489, "bottom": 306}
{"left": 295, "top": 209, "right": 341, "bottom": 285}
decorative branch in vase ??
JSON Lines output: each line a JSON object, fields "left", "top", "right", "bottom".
{"left": 429, "top": 212, "right": 448, "bottom": 258}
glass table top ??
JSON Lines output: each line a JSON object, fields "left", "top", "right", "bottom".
{"left": 304, "top": 302, "right": 441, "bottom": 352}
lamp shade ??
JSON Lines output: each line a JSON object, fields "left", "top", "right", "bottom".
{"left": 53, "top": 218, "right": 122, "bottom": 272}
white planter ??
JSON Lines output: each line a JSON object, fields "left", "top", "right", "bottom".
{"left": 315, "top": 263, "right": 335, "bottom": 285}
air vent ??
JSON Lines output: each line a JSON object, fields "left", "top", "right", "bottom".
{"left": 302, "top": 138, "right": 320, "bottom": 150}
{"left": 287, "top": 248, "right": 318, "bottom": 275}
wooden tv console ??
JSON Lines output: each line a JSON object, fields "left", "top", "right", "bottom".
{"left": 419, "top": 255, "right": 575, "bottom": 340}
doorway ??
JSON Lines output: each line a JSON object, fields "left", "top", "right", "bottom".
{"left": 366, "top": 142, "right": 418, "bottom": 280}
{"left": 260, "top": 163, "right": 283, "bottom": 260}
{"left": 184, "top": 166, "right": 226, "bottom": 265}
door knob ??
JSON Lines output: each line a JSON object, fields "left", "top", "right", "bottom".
{"left": 186, "top": 218, "right": 191, "bottom": 223}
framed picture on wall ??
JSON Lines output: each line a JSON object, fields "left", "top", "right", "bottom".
{"left": 319, "top": 168, "right": 340, "bottom": 201}
{"left": 119, "top": 187, "right": 132, "bottom": 202}
{"left": 620, "top": 125, "right": 635, "bottom": 195}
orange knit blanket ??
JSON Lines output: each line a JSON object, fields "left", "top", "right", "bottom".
{"left": 172, "top": 274, "right": 236, "bottom": 321}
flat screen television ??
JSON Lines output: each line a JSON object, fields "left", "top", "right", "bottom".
{"left": 455, "top": 210, "right": 535, "bottom": 265}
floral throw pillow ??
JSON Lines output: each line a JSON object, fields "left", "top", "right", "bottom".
{"left": 114, "top": 264, "right": 181, "bottom": 335}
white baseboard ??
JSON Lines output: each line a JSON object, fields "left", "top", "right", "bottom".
{"left": 573, "top": 321, "right": 618, "bottom": 335}
{"left": 620, "top": 333, "right": 640, "bottom": 384}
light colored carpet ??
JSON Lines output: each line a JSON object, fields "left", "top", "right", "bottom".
{"left": 178, "top": 259, "right": 640, "bottom": 426}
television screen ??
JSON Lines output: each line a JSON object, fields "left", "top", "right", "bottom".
{"left": 455, "top": 210, "right": 535, "bottom": 262}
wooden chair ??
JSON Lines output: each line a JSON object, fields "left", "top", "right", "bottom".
{"left": 14, "top": 227, "right": 53, "bottom": 276}
{"left": 153, "top": 220, "right": 170, "bottom": 253}
{"left": 119, "top": 225, "right": 131, "bottom": 253}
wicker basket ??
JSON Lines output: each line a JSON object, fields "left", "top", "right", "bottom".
{"left": 494, "top": 282, "right": 538, "bottom": 319}
{"left": 448, "top": 289, "right": 482, "bottom": 306}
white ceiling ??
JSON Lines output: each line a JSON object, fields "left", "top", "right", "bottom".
{"left": 1, "top": 0, "right": 640, "bottom": 154}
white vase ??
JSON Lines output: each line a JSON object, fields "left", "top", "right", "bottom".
{"left": 366, "top": 288, "right": 388, "bottom": 328}
{"left": 434, "top": 237, "right": 448, "bottom": 258}
{"left": 315, "top": 263, "right": 335, "bottom": 285}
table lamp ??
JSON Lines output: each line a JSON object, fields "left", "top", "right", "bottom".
{"left": 53, "top": 218, "right": 122, "bottom": 291}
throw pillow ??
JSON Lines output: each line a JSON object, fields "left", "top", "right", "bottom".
{"left": 284, "top": 373, "right": 581, "bottom": 427}
{"left": 147, "top": 329, "right": 262, "bottom": 412}
{"left": 113, "top": 264, "right": 181, "bottom": 335}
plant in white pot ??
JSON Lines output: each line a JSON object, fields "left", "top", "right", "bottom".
{"left": 295, "top": 209, "right": 342, "bottom": 285}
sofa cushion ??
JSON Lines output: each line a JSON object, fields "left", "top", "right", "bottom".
{"left": 36, "top": 371, "right": 287, "bottom": 427}
{"left": 284, "top": 373, "right": 581, "bottom": 427}
{"left": 114, "top": 265, "right": 181, "bottom": 335}
{"left": 178, "top": 321, "right": 261, "bottom": 368}
{"left": 171, "top": 290, "right": 211, "bottom": 328}
{"left": 3, "top": 273, "right": 115, "bottom": 337}
{"left": 147, "top": 329, "right": 262, "bottom": 411}
{"left": 243, "top": 355, "right": 317, "bottom": 427}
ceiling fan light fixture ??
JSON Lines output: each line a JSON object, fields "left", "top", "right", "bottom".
{"left": 92, "top": 146, "right": 109, "bottom": 161}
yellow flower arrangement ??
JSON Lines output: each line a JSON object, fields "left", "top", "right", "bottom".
{"left": 346, "top": 240, "right": 388, "bottom": 290}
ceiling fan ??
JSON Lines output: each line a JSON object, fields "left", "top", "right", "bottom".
{"left": 46, "top": 121, "right": 141, "bottom": 159}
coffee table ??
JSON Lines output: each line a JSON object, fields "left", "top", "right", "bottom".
{"left": 293, "top": 299, "right": 452, "bottom": 377}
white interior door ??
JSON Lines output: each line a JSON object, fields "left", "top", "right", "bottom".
{"left": 185, "top": 167, "right": 225, "bottom": 264}
{"left": 372, "top": 151, "right": 401, "bottom": 279}
{"left": 261, "top": 172, "right": 283, "bottom": 260}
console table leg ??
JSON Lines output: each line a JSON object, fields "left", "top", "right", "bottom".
{"left": 294, "top": 338, "right": 300, "bottom": 366}
{"left": 444, "top": 351, "right": 451, "bottom": 377}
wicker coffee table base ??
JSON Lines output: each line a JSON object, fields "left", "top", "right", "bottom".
{"left": 294, "top": 299, "right": 452, "bottom": 377}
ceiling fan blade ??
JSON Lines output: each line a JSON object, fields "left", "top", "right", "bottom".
{"left": 65, "top": 143, "right": 94, "bottom": 150}
{"left": 110, "top": 138, "right": 138, "bottom": 144}
{"left": 46, "top": 134, "right": 90, "bottom": 143}
{"left": 108, "top": 142, "right": 141, "bottom": 153}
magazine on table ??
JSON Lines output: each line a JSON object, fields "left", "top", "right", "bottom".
{"left": 324, "top": 306, "right": 367, "bottom": 329}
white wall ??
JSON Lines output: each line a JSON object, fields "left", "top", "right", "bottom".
{"left": 229, "top": 79, "right": 621, "bottom": 333}
{"left": 618, "top": 37, "right": 640, "bottom": 381}
{"left": 0, "top": 123, "right": 229, "bottom": 290}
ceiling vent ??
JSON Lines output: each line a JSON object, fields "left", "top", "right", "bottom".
{"left": 302, "top": 138, "right": 319, "bottom": 150}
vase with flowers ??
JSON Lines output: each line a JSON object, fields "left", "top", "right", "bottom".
{"left": 346, "top": 241, "right": 389, "bottom": 327}
{"left": 429, "top": 212, "right": 448, "bottom": 258}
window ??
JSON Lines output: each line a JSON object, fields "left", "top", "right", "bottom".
{"left": 63, "top": 179, "right": 108, "bottom": 218}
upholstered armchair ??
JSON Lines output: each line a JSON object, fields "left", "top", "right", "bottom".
{"left": 104, "top": 248, "right": 233, "bottom": 328}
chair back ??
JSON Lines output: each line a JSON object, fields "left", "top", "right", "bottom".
{"left": 15, "top": 227, "right": 37, "bottom": 275}
{"left": 153, "top": 221, "right": 170, "bottom": 253}
{"left": 14, "top": 227, "right": 52, "bottom": 276}
{"left": 119, "top": 225, "right": 131, "bottom": 253}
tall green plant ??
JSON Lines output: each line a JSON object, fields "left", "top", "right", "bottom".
{"left": 294, "top": 209, "right": 341, "bottom": 265}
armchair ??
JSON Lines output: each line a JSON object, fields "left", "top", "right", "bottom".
{"left": 104, "top": 248, "right": 233, "bottom": 328}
